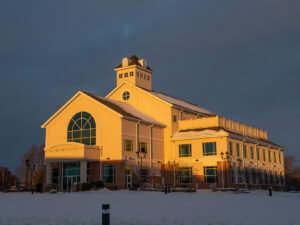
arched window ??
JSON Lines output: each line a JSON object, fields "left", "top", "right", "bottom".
{"left": 67, "top": 112, "right": 96, "bottom": 145}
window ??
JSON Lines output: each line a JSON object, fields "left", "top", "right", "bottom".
{"left": 119, "top": 73, "right": 123, "bottom": 78}
{"left": 139, "top": 142, "right": 147, "bottom": 153}
{"left": 274, "top": 152, "right": 277, "bottom": 163}
{"left": 263, "top": 149, "right": 266, "bottom": 162}
{"left": 130, "top": 72, "right": 134, "bottom": 76}
{"left": 52, "top": 168, "right": 60, "bottom": 185}
{"left": 203, "top": 142, "right": 217, "bottom": 156}
{"left": 250, "top": 146, "right": 254, "bottom": 159}
{"left": 268, "top": 150, "right": 271, "bottom": 162}
{"left": 231, "top": 166, "right": 236, "bottom": 184}
{"left": 124, "top": 72, "right": 128, "bottom": 77}
{"left": 144, "top": 74, "right": 146, "bottom": 79}
{"left": 179, "top": 144, "right": 192, "bottom": 157}
{"left": 140, "top": 168, "right": 148, "bottom": 184}
{"left": 67, "top": 112, "right": 96, "bottom": 145}
{"left": 243, "top": 145, "right": 247, "bottom": 158}
{"left": 124, "top": 140, "right": 133, "bottom": 152}
{"left": 229, "top": 142, "right": 233, "bottom": 156}
{"left": 137, "top": 71, "right": 139, "bottom": 77}
{"left": 140, "top": 73, "right": 143, "bottom": 78}
{"left": 147, "top": 75, "right": 150, "bottom": 81}
{"left": 180, "top": 167, "right": 193, "bottom": 184}
{"left": 204, "top": 166, "right": 218, "bottom": 183}
{"left": 63, "top": 162, "right": 80, "bottom": 191}
{"left": 122, "top": 91, "right": 130, "bottom": 100}
{"left": 172, "top": 115, "right": 177, "bottom": 122}
{"left": 236, "top": 143, "right": 240, "bottom": 157}
{"left": 256, "top": 148, "right": 260, "bottom": 160}
{"left": 279, "top": 152, "right": 282, "bottom": 164}
{"left": 103, "top": 165, "right": 115, "bottom": 184}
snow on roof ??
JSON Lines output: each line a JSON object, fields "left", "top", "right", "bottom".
{"left": 173, "top": 128, "right": 284, "bottom": 149}
{"left": 146, "top": 89, "right": 215, "bottom": 116}
{"left": 84, "top": 92, "right": 165, "bottom": 127}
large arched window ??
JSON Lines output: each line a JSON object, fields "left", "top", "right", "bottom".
{"left": 67, "top": 112, "right": 96, "bottom": 145}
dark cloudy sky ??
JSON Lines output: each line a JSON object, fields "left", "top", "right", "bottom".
{"left": 1, "top": 0, "right": 300, "bottom": 171}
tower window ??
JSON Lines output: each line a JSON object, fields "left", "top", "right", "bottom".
{"left": 124, "top": 73, "right": 128, "bottom": 77}
{"left": 119, "top": 74, "right": 123, "bottom": 78}
{"left": 130, "top": 72, "right": 134, "bottom": 76}
{"left": 137, "top": 71, "right": 139, "bottom": 77}
{"left": 144, "top": 74, "right": 146, "bottom": 79}
{"left": 140, "top": 73, "right": 143, "bottom": 78}
{"left": 122, "top": 91, "right": 130, "bottom": 100}
{"left": 147, "top": 75, "right": 150, "bottom": 81}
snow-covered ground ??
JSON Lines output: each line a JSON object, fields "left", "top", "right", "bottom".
{"left": 0, "top": 189, "right": 299, "bottom": 225}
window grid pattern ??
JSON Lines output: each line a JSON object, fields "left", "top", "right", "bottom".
{"left": 250, "top": 147, "right": 254, "bottom": 159}
{"left": 124, "top": 140, "right": 133, "bottom": 152}
{"left": 122, "top": 91, "right": 130, "bottom": 100}
{"left": 179, "top": 167, "right": 193, "bottom": 184}
{"left": 67, "top": 112, "right": 96, "bottom": 145}
{"left": 204, "top": 166, "right": 218, "bottom": 184}
{"left": 103, "top": 165, "right": 115, "bottom": 184}
{"left": 179, "top": 144, "right": 192, "bottom": 157}
{"left": 236, "top": 143, "right": 240, "bottom": 157}
{"left": 243, "top": 145, "right": 247, "bottom": 158}
{"left": 139, "top": 142, "right": 147, "bottom": 153}
{"left": 203, "top": 142, "right": 217, "bottom": 156}
{"left": 229, "top": 142, "right": 233, "bottom": 156}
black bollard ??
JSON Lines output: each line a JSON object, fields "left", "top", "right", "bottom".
{"left": 164, "top": 185, "right": 168, "bottom": 194}
{"left": 268, "top": 186, "right": 272, "bottom": 197}
{"left": 102, "top": 204, "right": 110, "bottom": 225}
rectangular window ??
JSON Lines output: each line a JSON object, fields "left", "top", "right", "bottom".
{"left": 250, "top": 146, "right": 254, "bottom": 159}
{"left": 124, "top": 72, "right": 128, "bottom": 77}
{"left": 204, "top": 166, "right": 218, "bottom": 184}
{"left": 279, "top": 152, "right": 282, "bottom": 164}
{"left": 139, "top": 142, "right": 147, "bottom": 153}
{"left": 137, "top": 71, "right": 139, "bottom": 77}
{"left": 52, "top": 168, "right": 60, "bottom": 185}
{"left": 231, "top": 166, "right": 235, "bottom": 184}
{"left": 256, "top": 148, "right": 260, "bottom": 160}
{"left": 144, "top": 74, "right": 146, "bottom": 79}
{"left": 147, "top": 75, "right": 150, "bottom": 81}
{"left": 140, "top": 168, "right": 148, "bottom": 184}
{"left": 130, "top": 71, "right": 134, "bottom": 76}
{"left": 179, "top": 144, "right": 192, "bottom": 157}
{"left": 179, "top": 167, "right": 193, "bottom": 184}
{"left": 203, "top": 142, "right": 217, "bottom": 156}
{"left": 236, "top": 143, "right": 240, "bottom": 157}
{"left": 103, "top": 165, "right": 115, "bottom": 184}
{"left": 124, "top": 140, "right": 133, "bottom": 152}
{"left": 243, "top": 145, "right": 247, "bottom": 158}
{"left": 140, "top": 73, "right": 143, "bottom": 78}
{"left": 172, "top": 115, "right": 177, "bottom": 122}
{"left": 263, "top": 149, "right": 266, "bottom": 162}
{"left": 229, "top": 142, "right": 233, "bottom": 156}
{"left": 274, "top": 152, "right": 277, "bottom": 163}
{"left": 119, "top": 74, "right": 123, "bottom": 78}
{"left": 268, "top": 150, "right": 271, "bottom": 162}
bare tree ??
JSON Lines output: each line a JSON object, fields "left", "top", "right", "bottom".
{"left": 284, "top": 156, "right": 300, "bottom": 191}
{"left": 15, "top": 144, "right": 45, "bottom": 185}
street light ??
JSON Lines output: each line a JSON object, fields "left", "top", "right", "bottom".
{"left": 136, "top": 151, "right": 146, "bottom": 187}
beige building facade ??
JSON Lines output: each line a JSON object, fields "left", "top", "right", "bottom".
{"left": 42, "top": 55, "right": 285, "bottom": 191}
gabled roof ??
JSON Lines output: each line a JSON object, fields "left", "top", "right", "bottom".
{"left": 144, "top": 89, "right": 215, "bottom": 117}
{"left": 114, "top": 55, "right": 153, "bottom": 71}
{"left": 82, "top": 92, "right": 165, "bottom": 127}
{"left": 41, "top": 90, "right": 165, "bottom": 128}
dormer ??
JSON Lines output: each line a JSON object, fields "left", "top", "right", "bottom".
{"left": 114, "top": 55, "right": 153, "bottom": 90}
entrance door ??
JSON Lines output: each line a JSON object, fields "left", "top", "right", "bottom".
{"left": 125, "top": 169, "right": 132, "bottom": 189}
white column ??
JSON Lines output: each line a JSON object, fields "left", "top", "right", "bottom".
{"left": 46, "top": 163, "right": 52, "bottom": 184}
{"left": 80, "top": 161, "right": 87, "bottom": 183}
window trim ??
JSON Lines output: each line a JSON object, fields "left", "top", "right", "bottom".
{"left": 179, "top": 144, "right": 192, "bottom": 157}
{"left": 203, "top": 142, "right": 217, "bottom": 156}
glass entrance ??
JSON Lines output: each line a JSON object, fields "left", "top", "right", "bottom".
{"left": 125, "top": 169, "right": 132, "bottom": 189}
{"left": 63, "top": 162, "right": 80, "bottom": 191}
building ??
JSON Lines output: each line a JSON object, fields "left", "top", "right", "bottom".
{"left": 41, "top": 55, "right": 285, "bottom": 191}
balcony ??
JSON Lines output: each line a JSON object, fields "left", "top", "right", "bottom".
{"left": 44, "top": 142, "right": 100, "bottom": 162}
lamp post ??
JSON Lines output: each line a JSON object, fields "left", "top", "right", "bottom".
{"left": 220, "top": 152, "right": 229, "bottom": 189}
{"left": 25, "top": 159, "right": 30, "bottom": 190}
{"left": 136, "top": 150, "right": 146, "bottom": 188}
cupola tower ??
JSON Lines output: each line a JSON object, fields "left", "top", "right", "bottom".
{"left": 114, "top": 55, "right": 153, "bottom": 90}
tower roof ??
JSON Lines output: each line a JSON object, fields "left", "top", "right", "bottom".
{"left": 115, "top": 55, "right": 153, "bottom": 71}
